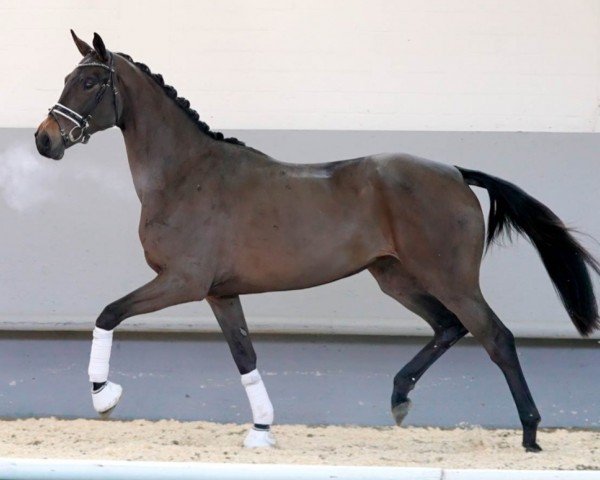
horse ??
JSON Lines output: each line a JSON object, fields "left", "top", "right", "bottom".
{"left": 35, "top": 31, "right": 599, "bottom": 451}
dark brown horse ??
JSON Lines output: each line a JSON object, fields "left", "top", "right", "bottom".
{"left": 35, "top": 31, "right": 599, "bottom": 451}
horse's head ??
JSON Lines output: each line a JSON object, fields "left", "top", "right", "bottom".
{"left": 35, "top": 31, "right": 122, "bottom": 160}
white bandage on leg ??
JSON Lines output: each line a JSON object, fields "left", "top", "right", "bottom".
{"left": 88, "top": 327, "right": 113, "bottom": 383}
{"left": 243, "top": 427, "right": 276, "bottom": 448}
{"left": 241, "top": 369, "right": 274, "bottom": 426}
{"left": 91, "top": 380, "right": 122, "bottom": 414}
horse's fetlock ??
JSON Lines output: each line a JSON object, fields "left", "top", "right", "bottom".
{"left": 393, "top": 372, "right": 409, "bottom": 386}
{"left": 392, "top": 374, "right": 414, "bottom": 396}
{"left": 522, "top": 412, "right": 541, "bottom": 427}
{"left": 95, "top": 304, "right": 120, "bottom": 330}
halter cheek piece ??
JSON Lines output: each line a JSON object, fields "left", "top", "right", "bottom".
{"left": 49, "top": 53, "right": 119, "bottom": 145}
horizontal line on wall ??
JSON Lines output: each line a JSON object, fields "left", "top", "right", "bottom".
{"left": 0, "top": 314, "right": 595, "bottom": 340}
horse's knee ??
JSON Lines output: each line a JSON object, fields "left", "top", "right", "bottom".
{"left": 95, "top": 304, "right": 121, "bottom": 331}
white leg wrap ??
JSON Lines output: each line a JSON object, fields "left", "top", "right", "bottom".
{"left": 91, "top": 381, "right": 123, "bottom": 414}
{"left": 241, "top": 369, "right": 274, "bottom": 425}
{"left": 243, "top": 427, "right": 276, "bottom": 448}
{"left": 88, "top": 327, "right": 113, "bottom": 383}
{"left": 88, "top": 327, "right": 122, "bottom": 415}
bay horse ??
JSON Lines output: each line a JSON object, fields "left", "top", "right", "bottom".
{"left": 35, "top": 31, "right": 599, "bottom": 451}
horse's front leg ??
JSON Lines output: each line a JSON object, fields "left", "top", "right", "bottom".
{"left": 89, "top": 273, "right": 202, "bottom": 416}
{"left": 207, "top": 295, "right": 275, "bottom": 448}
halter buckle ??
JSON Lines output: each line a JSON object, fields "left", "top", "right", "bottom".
{"left": 68, "top": 124, "right": 86, "bottom": 143}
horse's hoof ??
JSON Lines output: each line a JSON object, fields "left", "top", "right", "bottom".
{"left": 92, "top": 381, "right": 122, "bottom": 417}
{"left": 524, "top": 442, "right": 542, "bottom": 453}
{"left": 391, "top": 399, "right": 412, "bottom": 426}
{"left": 99, "top": 405, "right": 117, "bottom": 419}
{"left": 243, "top": 428, "right": 276, "bottom": 448}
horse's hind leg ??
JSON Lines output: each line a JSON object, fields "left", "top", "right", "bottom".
{"left": 207, "top": 295, "right": 276, "bottom": 448}
{"left": 439, "top": 291, "right": 542, "bottom": 452}
{"left": 389, "top": 299, "right": 466, "bottom": 425}
{"left": 369, "top": 259, "right": 467, "bottom": 425}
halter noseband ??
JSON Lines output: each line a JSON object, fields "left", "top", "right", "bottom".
{"left": 49, "top": 53, "right": 119, "bottom": 145}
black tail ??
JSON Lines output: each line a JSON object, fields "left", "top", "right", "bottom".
{"left": 456, "top": 166, "right": 600, "bottom": 336}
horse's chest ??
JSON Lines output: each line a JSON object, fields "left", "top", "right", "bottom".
{"left": 137, "top": 201, "right": 187, "bottom": 256}
{"left": 137, "top": 215, "right": 170, "bottom": 266}
{"left": 139, "top": 216, "right": 170, "bottom": 244}
{"left": 137, "top": 202, "right": 213, "bottom": 267}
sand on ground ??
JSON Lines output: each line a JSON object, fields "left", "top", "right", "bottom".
{"left": 0, "top": 418, "right": 598, "bottom": 470}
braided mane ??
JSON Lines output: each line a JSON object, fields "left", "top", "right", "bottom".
{"left": 116, "top": 52, "right": 245, "bottom": 147}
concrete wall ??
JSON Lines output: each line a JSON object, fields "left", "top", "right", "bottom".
{"left": 2, "top": 128, "right": 599, "bottom": 338}
{"left": 2, "top": 2, "right": 600, "bottom": 338}
{"left": 2, "top": 0, "right": 600, "bottom": 131}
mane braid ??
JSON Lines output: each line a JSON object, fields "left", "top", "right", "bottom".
{"left": 116, "top": 52, "right": 245, "bottom": 147}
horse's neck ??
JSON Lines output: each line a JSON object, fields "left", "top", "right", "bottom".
{"left": 119, "top": 74, "right": 214, "bottom": 201}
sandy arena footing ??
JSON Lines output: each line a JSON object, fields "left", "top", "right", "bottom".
{"left": 0, "top": 418, "right": 598, "bottom": 470}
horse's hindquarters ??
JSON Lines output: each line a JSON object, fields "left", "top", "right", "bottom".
{"left": 372, "top": 154, "right": 486, "bottom": 292}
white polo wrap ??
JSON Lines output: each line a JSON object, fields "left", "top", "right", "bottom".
{"left": 91, "top": 381, "right": 122, "bottom": 414}
{"left": 241, "top": 369, "right": 274, "bottom": 425}
{"left": 88, "top": 327, "right": 113, "bottom": 383}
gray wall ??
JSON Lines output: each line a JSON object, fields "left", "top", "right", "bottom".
{"left": 1, "top": 128, "right": 600, "bottom": 338}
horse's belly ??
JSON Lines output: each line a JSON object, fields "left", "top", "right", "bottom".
{"left": 211, "top": 158, "right": 395, "bottom": 295}
{"left": 217, "top": 257, "right": 371, "bottom": 295}
{"left": 219, "top": 218, "right": 392, "bottom": 295}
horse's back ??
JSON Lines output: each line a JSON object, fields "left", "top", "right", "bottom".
{"left": 369, "top": 152, "right": 462, "bottom": 186}
{"left": 308, "top": 152, "right": 467, "bottom": 197}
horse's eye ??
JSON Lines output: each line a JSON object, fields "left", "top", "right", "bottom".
{"left": 84, "top": 78, "right": 96, "bottom": 90}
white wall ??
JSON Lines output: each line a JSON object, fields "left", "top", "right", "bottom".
{"left": 2, "top": 0, "right": 600, "bottom": 131}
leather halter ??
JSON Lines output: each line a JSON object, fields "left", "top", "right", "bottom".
{"left": 49, "top": 53, "right": 119, "bottom": 145}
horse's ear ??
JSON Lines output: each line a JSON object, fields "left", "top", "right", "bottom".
{"left": 92, "top": 32, "right": 109, "bottom": 62}
{"left": 71, "top": 29, "right": 93, "bottom": 57}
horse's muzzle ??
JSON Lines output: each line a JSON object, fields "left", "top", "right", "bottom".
{"left": 35, "top": 120, "right": 65, "bottom": 160}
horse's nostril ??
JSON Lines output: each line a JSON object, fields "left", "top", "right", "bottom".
{"left": 35, "top": 131, "right": 53, "bottom": 155}
{"left": 34, "top": 130, "right": 38, "bottom": 138}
